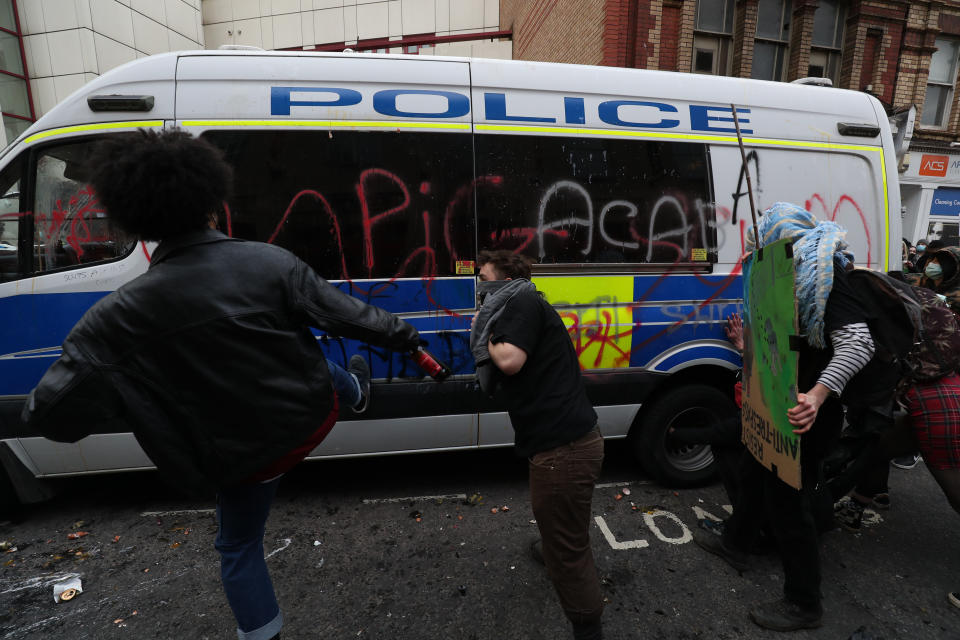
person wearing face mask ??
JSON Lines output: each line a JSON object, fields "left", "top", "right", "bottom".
{"left": 918, "top": 246, "right": 960, "bottom": 319}
{"left": 915, "top": 239, "right": 945, "bottom": 274}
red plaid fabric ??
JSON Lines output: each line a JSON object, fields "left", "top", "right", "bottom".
{"left": 904, "top": 372, "right": 960, "bottom": 470}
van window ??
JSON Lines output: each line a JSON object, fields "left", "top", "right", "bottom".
{"left": 33, "top": 139, "right": 135, "bottom": 273}
{"left": 0, "top": 155, "right": 22, "bottom": 282}
{"left": 475, "top": 135, "right": 715, "bottom": 266}
{"left": 203, "top": 130, "right": 475, "bottom": 280}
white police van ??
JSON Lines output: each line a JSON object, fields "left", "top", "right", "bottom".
{"left": 0, "top": 50, "right": 901, "bottom": 505}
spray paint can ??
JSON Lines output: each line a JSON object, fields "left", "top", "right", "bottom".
{"left": 410, "top": 347, "right": 451, "bottom": 381}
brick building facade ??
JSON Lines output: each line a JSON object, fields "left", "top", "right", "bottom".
{"left": 501, "top": 1, "right": 960, "bottom": 148}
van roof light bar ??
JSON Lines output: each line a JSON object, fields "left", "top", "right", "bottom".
{"left": 837, "top": 122, "right": 881, "bottom": 138}
{"left": 87, "top": 95, "right": 155, "bottom": 112}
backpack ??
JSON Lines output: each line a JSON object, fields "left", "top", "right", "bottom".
{"left": 846, "top": 269, "right": 960, "bottom": 383}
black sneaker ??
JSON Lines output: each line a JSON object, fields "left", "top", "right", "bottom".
{"left": 692, "top": 530, "right": 751, "bottom": 572}
{"left": 749, "top": 598, "right": 822, "bottom": 631}
{"left": 949, "top": 591, "right": 960, "bottom": 609}
{"left": 834, "top": 497, "right": 866, "bottom": 531}
{"left": 529, "top": 538, "right": 545, "bottom": 566}
{"left": 348, "top": 355, "right": 371, "bottom": 413}
{"left": 891, "top": 454, "right": 921, "bottom": 470}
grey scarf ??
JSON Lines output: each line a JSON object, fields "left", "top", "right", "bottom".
{"left": 470, "top": 278, "right": 537, "bottom": 395}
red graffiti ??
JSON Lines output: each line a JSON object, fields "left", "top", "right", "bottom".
{"left": 357, "top": 168, "right": 411, "bottom": 277}
{"left": 805, "top": 193, "right": 872, "bottom": 265}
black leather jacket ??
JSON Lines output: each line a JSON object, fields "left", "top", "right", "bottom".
{"left": 21, "top": 229, "right": 420, "bottom": 494}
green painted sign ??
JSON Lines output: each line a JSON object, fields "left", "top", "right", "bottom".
{"left": 741, "top": 239, "right": 802, "bottom": 489}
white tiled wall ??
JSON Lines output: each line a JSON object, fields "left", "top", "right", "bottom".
{"left": 22, "top": 0, "right": 203, "bottom": 117}
{"left": 202, "top": 0, "right": 501, "bottom": 48}
{"left": 19, "top": 0, "right": 506, "bottom": 122}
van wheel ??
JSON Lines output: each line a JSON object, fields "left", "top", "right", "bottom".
{"left": 632, "top": 384, "right": 735, "bottom": 488}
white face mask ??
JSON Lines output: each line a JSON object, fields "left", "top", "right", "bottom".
{"left": 925, "top": 262, "right": 944, "bottom": 279}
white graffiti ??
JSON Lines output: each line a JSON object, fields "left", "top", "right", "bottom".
{"left": 534, "top": 179, "right": 720, "bottom": 260}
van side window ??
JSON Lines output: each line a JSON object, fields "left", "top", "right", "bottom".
{"left": 33, "top": 140, "right": 135, "bottom": 273}
{"left": 475, "top": 135, "right": 716, "bottom": 266}
{"left": 0, "top": 156, "right": 23, "bottom": 282}
{"left": 203, "top": 130, "right": 475, "bottom": 280}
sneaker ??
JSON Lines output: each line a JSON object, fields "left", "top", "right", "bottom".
{"left": 347, "top": 355, "right": 371, "bottom": 413}
{"left": 692, "top": 530, "right": 751, "bottom": 572}
{"left": 891, "top": 454, "right": 921, "bottom": 470}
{"left": 949, "top": 591, "right": 960, "bottom": 609}
{"left": 749, "top": 598, "right": 822, "bottom": 631}
{"left": 834, "top": 497, "right": 866, "bottom": 531}
{"left": 529, "top": 538, "right": 545, "bottom": 566}
{"left": 871, "top": 493, "right": 891, "bottom": 510}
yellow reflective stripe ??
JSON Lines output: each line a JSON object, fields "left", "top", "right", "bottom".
{"left": 23, "top": 120, "right": 163, "bottom": 144}
{"left": 180, "top": 119, "right": 470, "bottom": 130}
{"left": 475, "top": 123, "right": 881, "bottom": 151}
{"left": 880, "top": 150, "right": 890, "bottom": 272}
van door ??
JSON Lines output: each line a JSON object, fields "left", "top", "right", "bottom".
{"left": 175, "top": 53, "right": 479, "bottom": 457}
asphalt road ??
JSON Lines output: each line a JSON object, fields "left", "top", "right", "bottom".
{"left": 1, "top": 442, "right": 958, "bottom": 639}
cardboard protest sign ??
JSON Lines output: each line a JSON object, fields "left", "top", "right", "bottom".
{"left": 741, "top": 238, "right": 802, "bottom": 489}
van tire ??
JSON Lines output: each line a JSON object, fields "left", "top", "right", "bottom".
{"left": 633, "top": 384, "right": 735, "bottom": 488}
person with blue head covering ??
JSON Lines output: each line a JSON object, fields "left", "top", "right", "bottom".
{"left": 694, "top": 203, "right": 900, "bottom": 632}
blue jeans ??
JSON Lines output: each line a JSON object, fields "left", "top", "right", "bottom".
{"left": 328, "top": 360, "right": 361, "bottom": 408}
{"left": 215, "top": 477, "right": 283, "bottom": 640}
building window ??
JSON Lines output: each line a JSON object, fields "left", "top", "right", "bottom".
{"left": 923, "top": 38, "right": 960, "bottom": 129}
{"left": 752, "top": 0, "right": 792, "bottom": 81}
{"left": 809, "top": 0, "right": 845, "bottom": 83}
{"left": 0, "top": 0, "right": 32, "bottom": 145}
{"left": 693, "top": 0, "right": 735, "bottom": 75}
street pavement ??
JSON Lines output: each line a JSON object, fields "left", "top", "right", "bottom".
{"left": 1, "top": 443, "right": 958, "bottom": 639}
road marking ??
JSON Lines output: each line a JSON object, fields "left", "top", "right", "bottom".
{"left": 643, "top": 509, "right": 692, "bottom": 545}
{"left": 595, "top": 480, "right": 652, "bottom": 489}
{"left": 139, "top": 509, "right": 216, "bottom": 517}
{"left": 265, "top": 538, "right": 292, "bottom": 559}
{"left": 361, "top": 493, "right": 466, "bottom": 504}
{"left": 594, "top": 515, "right": 649, "bottom": 550}
{"left": 0, "top": 573, "right": 81, "bottom": 595}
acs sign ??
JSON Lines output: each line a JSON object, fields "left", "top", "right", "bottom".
{"left": 920, "top": 154, "right": 949, "bottom": 177}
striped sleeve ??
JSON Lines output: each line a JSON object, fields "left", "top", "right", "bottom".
{"left": 816, "top": 323, "right": 875, "bottom": 395}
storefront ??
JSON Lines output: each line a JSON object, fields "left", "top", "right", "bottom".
{"left": 900, "top": 149, "right": 960, "bottom": 249}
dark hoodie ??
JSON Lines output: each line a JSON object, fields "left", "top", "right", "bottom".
{"left": 917, "top": 246, "right": 960, "bottom": 315}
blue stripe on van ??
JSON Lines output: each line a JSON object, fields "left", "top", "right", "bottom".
{"left": 0, "top": 292, "right": 109, "bottom": 356}
{"left": 332, "top": 278, "right": 475, "bottom": 314}
{"left": 651, "top": 344, "right": 743, "bottom": 372}
{"left": 633, "top": 273, "right": 742, "bottom": 303}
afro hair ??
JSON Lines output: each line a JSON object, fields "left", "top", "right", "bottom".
{"left": 87, "top": 129, "right": 232, "bottom": 241}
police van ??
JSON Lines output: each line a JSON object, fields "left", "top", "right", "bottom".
{"left": 0, "top": 50, "right": 901, "bottom": 505}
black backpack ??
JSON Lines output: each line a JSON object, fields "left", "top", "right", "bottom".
{"left": 846, "top": 269, "right": 960, "bottom": 384}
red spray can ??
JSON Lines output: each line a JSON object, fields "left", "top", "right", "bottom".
{"left": 410, "top": 347, "right": 451, "bottom": 381}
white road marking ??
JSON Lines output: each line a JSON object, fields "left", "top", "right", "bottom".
{"left": 0, "top": 573, "right": 81, "bottom": 595}
{"left": 643, "top": 509, "right": 692, "bottom": 545}
{"left": 594, "top": 515, "right": 649, "bottom": 550}
{"left": 595, "top": 480, "right": 652, "bottom": 489}
{"left": 361, "top": 493, "right": 466, "bottom": 504}
{"left": 139, "top": 509, "right": 215, "bottom": 517}
{"left": 265, "top": 538, "right": 292, "bottom": 559}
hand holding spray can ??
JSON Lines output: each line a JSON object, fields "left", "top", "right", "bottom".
{"left": 410, "top": 347, "right": 451, "bottom": 381}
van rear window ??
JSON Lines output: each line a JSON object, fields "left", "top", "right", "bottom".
{"left": 203, "top": 130, "right": 474, "bottom": 281}
{"left": 475, "top": 134, "right": 716, "bottom": 266}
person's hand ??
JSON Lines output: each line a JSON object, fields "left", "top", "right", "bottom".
{"left": 470, "top": 313, "right": 477, "bottom": 332}
{"left": 786, "top": 384, "right": 830, "bottom": 433}
{"left": 724, "top": 312, "right": 744, "bottom": 352}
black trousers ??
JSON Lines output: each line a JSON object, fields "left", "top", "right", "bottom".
{"left": 723, "top": 398, "right": 843, "bottom": 609}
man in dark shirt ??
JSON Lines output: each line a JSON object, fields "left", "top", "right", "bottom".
{"left": 474, "top": 250, "right": 604, "bottom": 640}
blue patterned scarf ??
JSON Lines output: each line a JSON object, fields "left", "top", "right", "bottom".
{"left": 745, "top": 202, "right": 851, "bottom": 348}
